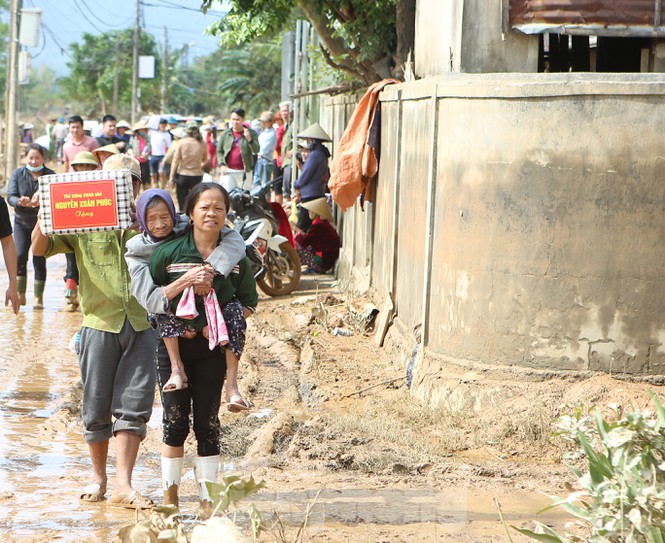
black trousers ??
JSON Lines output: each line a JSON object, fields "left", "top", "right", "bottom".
{"left": 14, "top": 216, "right": 46, "bottom": 280}
{"left": 156, "top": 334, "right": 227, "bottom": 456}
{"left": 64, "top": 252, "right": 79, "bottom": 283}
{"left": 173, "top": 173, "right": 203, "bottom": 212}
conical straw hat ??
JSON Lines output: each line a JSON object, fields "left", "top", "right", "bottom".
{"left": 93, "top": 144, "right": 120, "bottom": 157}
{"left": 297, "top": 123, "right": 331, "bottom": 142}
{"left": 301, "top": 197, "right": 333, "bottom": 221}
{"left": 71, "top": 151, "right": 98, "bottom": 166}
{"left": 103, "top": 154, "right": 142, "bottom": 181}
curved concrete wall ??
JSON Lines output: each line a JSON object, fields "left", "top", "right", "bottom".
{"left": 335, "top": 73, "right": 665, "bottom": 376}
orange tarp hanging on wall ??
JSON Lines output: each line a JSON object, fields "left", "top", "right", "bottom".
{"left": 329, "top": 79, "right": 399, "bottom": 211}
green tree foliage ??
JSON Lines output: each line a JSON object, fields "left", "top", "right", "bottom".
{"left": 59, "top": 29, "right": 161, "bottom": 118}
{"left": 201, "top": 0, "right": 399, "bottom": 84}
{"left": 18, "top": 65, "right": 65, "bottom": 119}
{"left": 56, "top": 26, "right": 280, "bottom": 119}
{"left": 0, "top": 0, "right": 10, "bottom": 109}
{"left": 169, "top": 40, "right": 281, "bottom": 118}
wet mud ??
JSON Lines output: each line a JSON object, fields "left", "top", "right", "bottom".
{"left": 0, "top": 260, "right": 585, "bottom": 542}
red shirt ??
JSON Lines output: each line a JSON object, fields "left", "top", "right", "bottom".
{"left": 295, "top": 217, "right": 340, "bottom": 271}
{"left": 275, "top": 125, "right": 286, "bottom": 168}
{"left": 226, "top": 131, "right": 244, "bottom": 170}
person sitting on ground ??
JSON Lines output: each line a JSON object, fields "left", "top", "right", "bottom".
{"left": 295, "top": 197, "right": 340, "bottom": 275}
{"left": 293, "top": 123, "right": 332, "bottom": 234}
{"left": 125, "top": 188, "right": 246, "bottom": 401}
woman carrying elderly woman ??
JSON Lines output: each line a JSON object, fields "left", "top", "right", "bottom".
{"left": 132, "top": 183, "right": 258, "bottom": 514}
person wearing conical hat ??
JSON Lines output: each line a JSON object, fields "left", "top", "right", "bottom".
{"left": 71, "top": 151, "right": 99, "bottom": 172}
{"left": 295, "top": 197, "right": 340, "bottom": 274}
{"left": 293, "top": 123, "right": 332, "bottom": 233}
{"left": 92, "top": 143, "right": 120, "bottom": 167}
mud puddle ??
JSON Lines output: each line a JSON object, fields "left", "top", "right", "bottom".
{"left": 0, "top": 259, "right": 573, "bottom": 542}
{"left": 0, "top": 255, "right": 156, "bottom": 542}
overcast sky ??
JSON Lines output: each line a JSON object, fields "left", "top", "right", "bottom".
{"left": 17, "top": 0, "right": 228, "bottom": 75}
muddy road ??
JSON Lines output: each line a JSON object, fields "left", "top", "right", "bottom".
{"left": 1, "top": 253, "right": 658, "bottom": 542}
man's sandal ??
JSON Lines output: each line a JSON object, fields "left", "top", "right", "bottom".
{"left": 108, "top": 490, "right": 154, "bottom": 510}
{"left": 79, "top": 483, "right": 106, "bottom": 504}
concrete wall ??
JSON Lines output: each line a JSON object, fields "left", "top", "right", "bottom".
{"left": 415, "top": 0, "right": 463, "bottom": 76}
{"left": 329, "top": 72, "right": 665, "bottom": 378}
{"left": 415, "top": 0, "right": 539, "bottom": 77}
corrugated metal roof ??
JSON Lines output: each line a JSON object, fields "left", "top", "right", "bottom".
{"left": 510, "top": 0, "right": 665, "bottom": 36}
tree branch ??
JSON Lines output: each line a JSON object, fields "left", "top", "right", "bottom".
{"left": 290, "top": 82, "right": 357, "bottom": 98}
{"left": 319, "top": 45, "right": 365, "bottom": 80}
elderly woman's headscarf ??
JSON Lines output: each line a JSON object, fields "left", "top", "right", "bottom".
{"left": 135, "top": 188, "right": 177, "bottom": 241}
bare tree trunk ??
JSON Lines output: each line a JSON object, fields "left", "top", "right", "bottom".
{"left": 393, "top": 0, "right": 416, "bottom": 79}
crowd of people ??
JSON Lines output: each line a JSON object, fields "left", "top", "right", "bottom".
{"left": 0, "top": 102, "right": 342, "bottom": 514}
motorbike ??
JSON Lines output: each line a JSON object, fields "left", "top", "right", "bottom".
{"left": 228, "top": 185, "right": 301, "bottom": 297}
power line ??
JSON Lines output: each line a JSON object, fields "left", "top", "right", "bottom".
{"left": 41, "top": 23, "right": 71, "bottom": 58}
{"left": 30, "top": 24, "right": 47, "bottom": 58}
{"left": 144, "top": 25, "right": 207, "bottom": 35}
{"left": 142, "top": 0, "right": 226, "bottom": 16}
{"left": 38, "top": 0, "right": 79, "bottom": 35}
{"left": 77, "top": 0, "right": 133, "bottom": 28}
{"left": 69, "top": 0, "right": 106, "bottom": 33}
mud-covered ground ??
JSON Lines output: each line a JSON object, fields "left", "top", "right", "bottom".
{"left": 0, "top": 256, "right": 663, "bottom": 542}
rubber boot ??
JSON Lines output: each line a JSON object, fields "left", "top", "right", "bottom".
{"left": 161, "top": 456, "right": 184, "bottom": 508}
{"left": 64, "top": 278, "right": 79, "bottom": 312}
{"left": 194, "top": 455, "right": 219, "bottom": 519}
{"left": 17, "top": 276, "right": 26, "bottom": 306}
{"left": 33, "top": 280, "right": 45, "bottom": 310}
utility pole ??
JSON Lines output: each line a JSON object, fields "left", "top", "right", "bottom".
{"left": 112, "top": 41, "right": 120, "bottom": 115}
{"left": 5, "top": 0, "right": 22, "bottom": 181}
{"left": 160, "top": 26, "right": 168, "bottom": 112}
{"left": 131, "top": 0, "right": 140, "bottom": 124}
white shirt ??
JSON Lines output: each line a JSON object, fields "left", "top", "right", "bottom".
{"left": 150, "top": 129, "right": 172, "bottom": 156}
{"left": 258, "top": 127, "right": 276, "bottom": 159}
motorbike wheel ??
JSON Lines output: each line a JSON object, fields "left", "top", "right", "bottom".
{"left": 257, "top": 242, "right": 301, "bottom": 297}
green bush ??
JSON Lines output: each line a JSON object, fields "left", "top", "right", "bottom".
{"left": 513, "top": 392, "right": 665, "bottom": 543}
